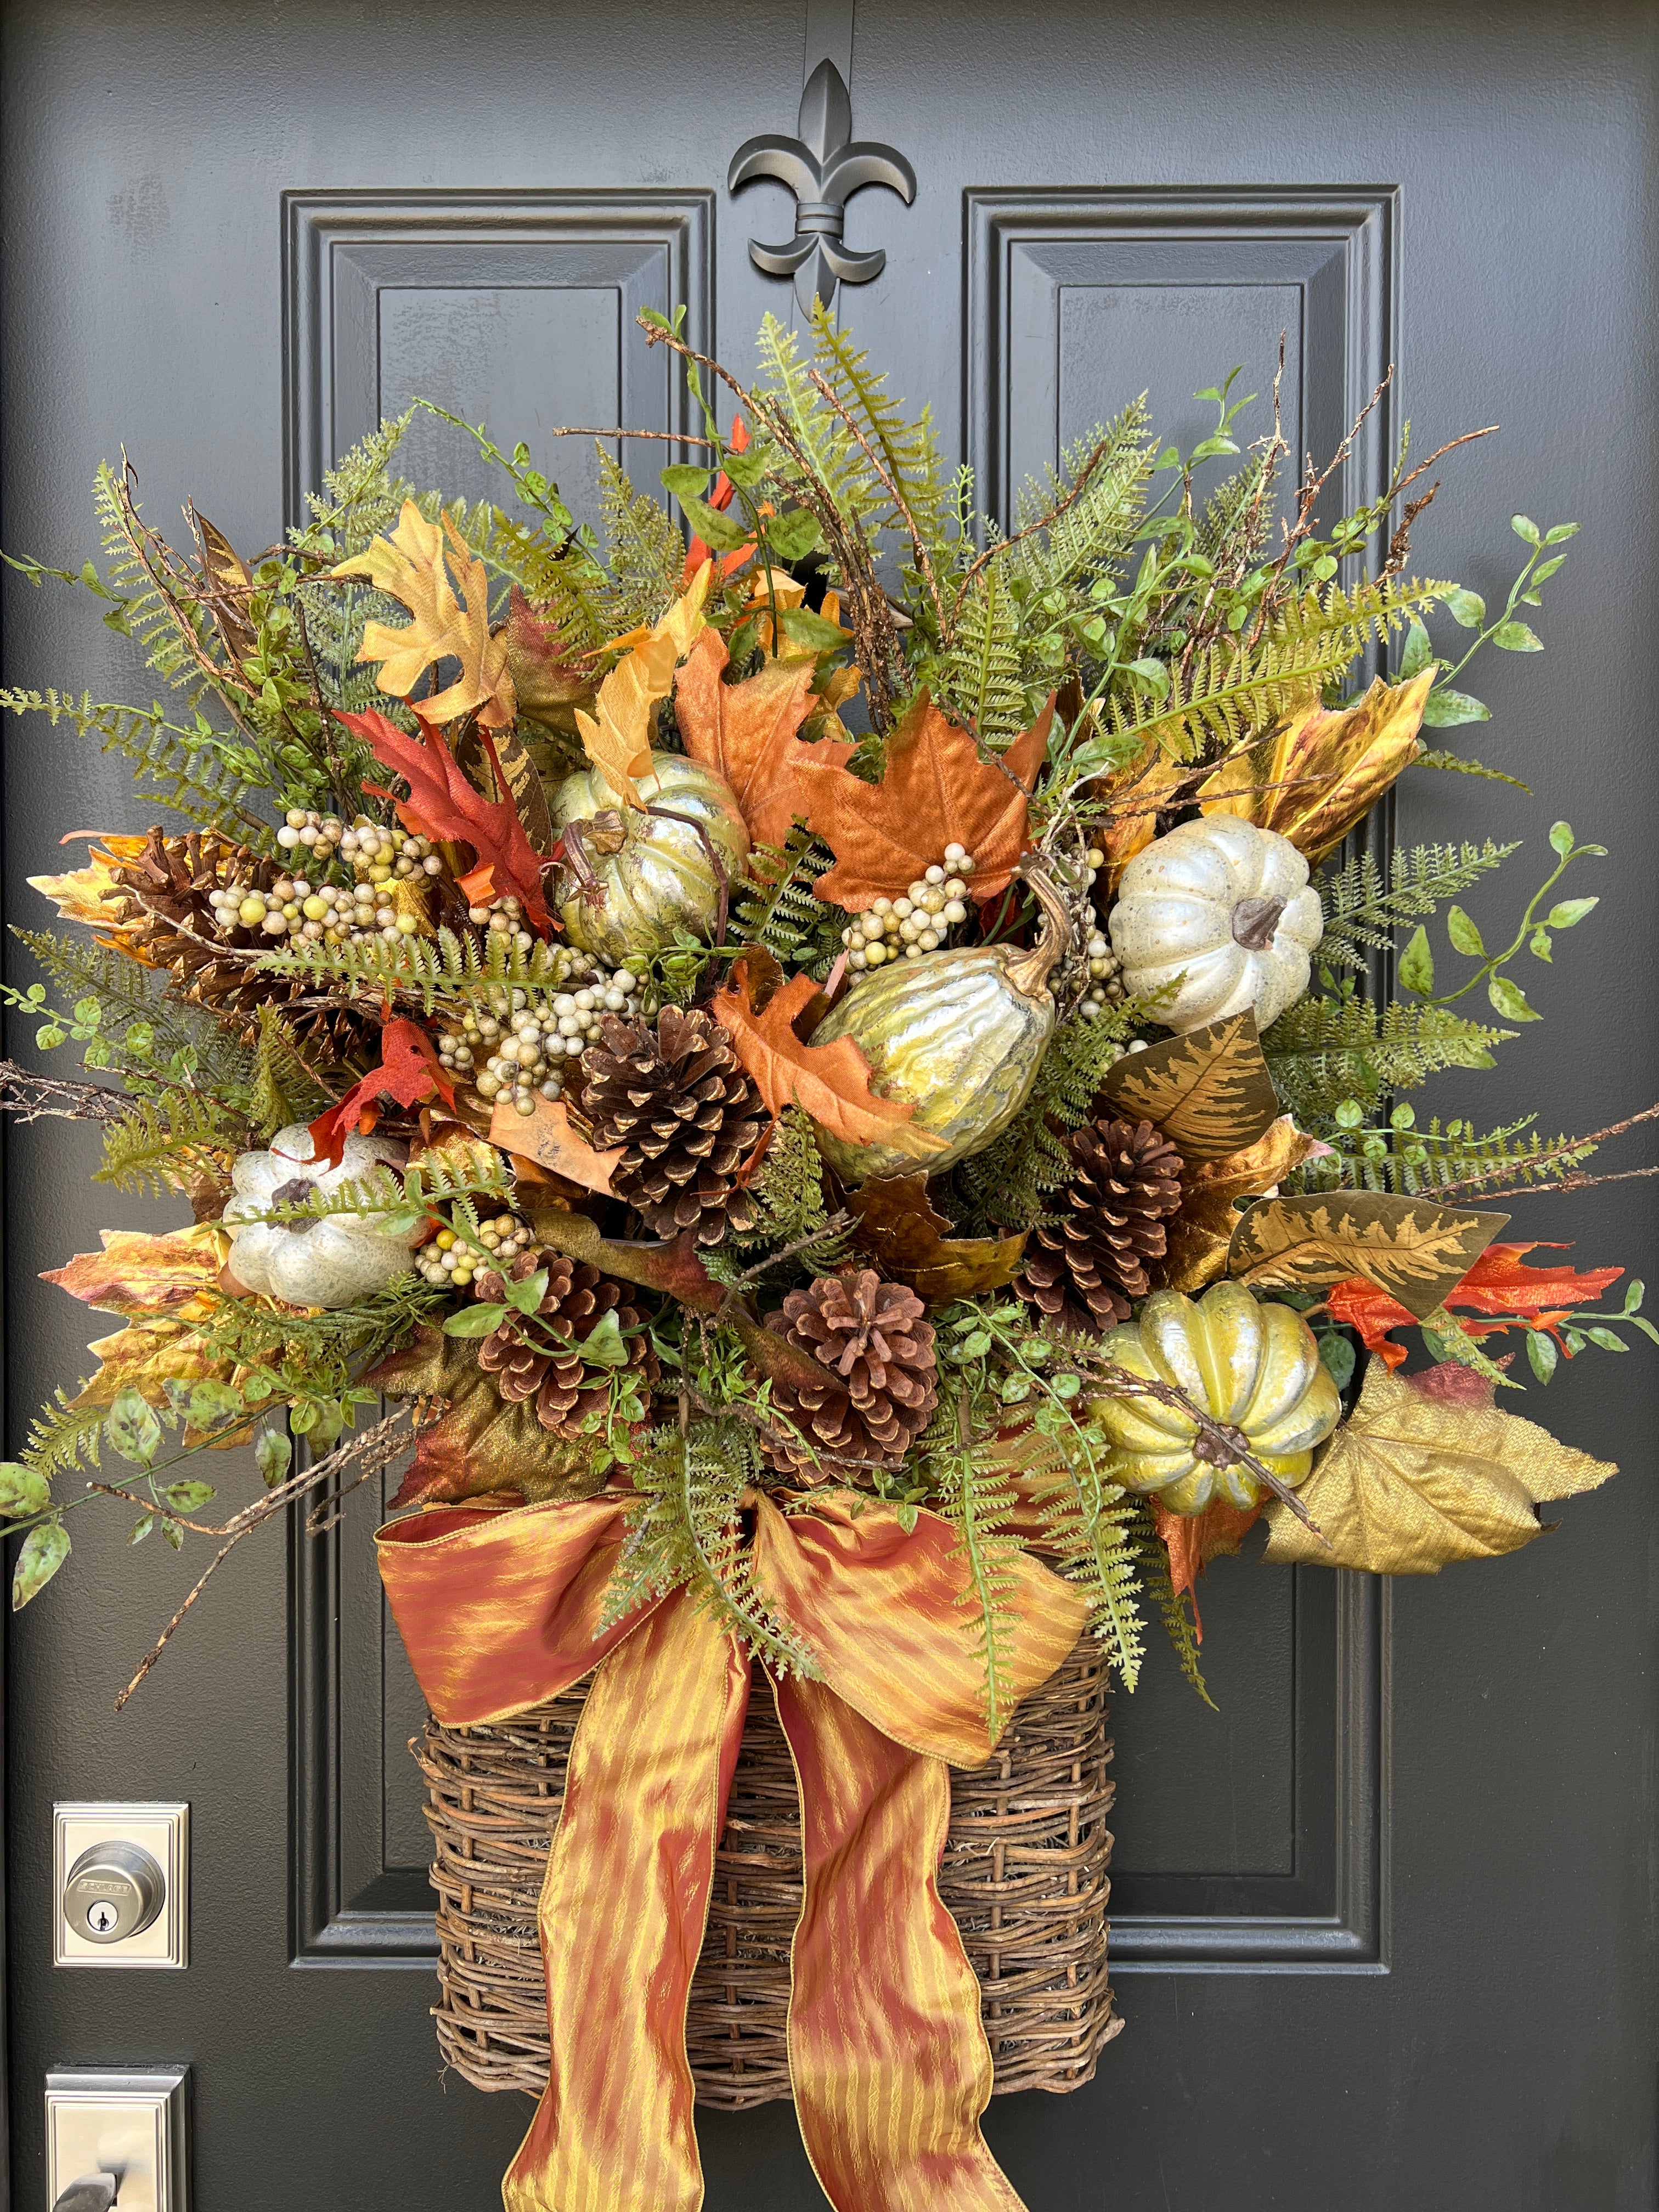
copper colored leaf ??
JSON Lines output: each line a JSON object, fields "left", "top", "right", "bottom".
{"left": 1159, "top": 1116, "right": 1324, "bottom": 1293}
{"left": 675, "top": 628, "right": 856, "bottom": 845}
{"left": 1152, "top": 1495, "right": 1262, "bottom": 1637}
{"left": 44, "top": 1224, "right": 229, "bottom": 1318}
{"left": 503, "top": 585, "right": 596, "bottom": 732}
{"left": 308, "top": 1016, "right": 455, "bottom": 1169}
{"left": 1101, "top": 1011, "right": 1282, "bottom": 1163}
{"left": 489, "top": 1096, "right": 621, "bottom": 1197}
{"left": 342, "top": 708, "right": 554, "bottom": 933}
{"left": 1262, "top": 1357, "right": 1616, "bottom": 1573}
{"left": 330, "top": 500, "right": 516, "bottom": 730}
{"left": 794, "top": 691, "right": 1051, "bottom": 912}
{"left": 575, "top": 562, "right": 711, "bottom": 808}
{"left": 710, "top": 958, "right": 946, "bottom": 1159}
{"left": 366, "top": 1325, "right": 601, "bottom": 1507}
{"left": 1325, "top": 1241, "right": 1626, "bottom": 1369}
{"left": 848, "top": 1171, "right": 1028, "bottom": 1304}
{"left": 526, "top": 1206, "right": 725, "bottom": 1314}
{"left": 1228, "top": 1192, "right": 1509, "bottom": 1318}
{"left": 1200, "top": 670, "right": 1432, "bottom": 865}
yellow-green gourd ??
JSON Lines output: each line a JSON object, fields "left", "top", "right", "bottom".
{"left": 552, "top": 752, "right": 749, "bottom": 967}
{"left": 1090, "top": 1280, "right": 1341, "bottom": 1513}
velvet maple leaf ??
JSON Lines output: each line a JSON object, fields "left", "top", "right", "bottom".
{"left": 307, "top": 1017, "right": 455, "bottom": 1168}
{"left": 330, "top": 500, "right": 516, "bottom": 730}
{"left": 1325, "top": 1242, "right": 1624, "bottom": 1369}
{"left": 340, "top": 707, "right": 554, "bottom": 933}
{"left": 674, "top": 628, "right": 855, "bottom": 845}
{"left": 794, "top": 691, "right": 1051, "bottom": 912}
{"left": 43, "top": 1223, "right": 229, "bottom": 1317}
{"left": 709, "top": 954, "right": 946, "bottom": 1159}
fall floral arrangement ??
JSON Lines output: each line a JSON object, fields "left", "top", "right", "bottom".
{"left": 1, "top": 307, "right": 1647, "bottom": 2208}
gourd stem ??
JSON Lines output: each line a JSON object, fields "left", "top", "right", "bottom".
{"left": 1005, "top": 867, "right": 1072, "bottom": 1000}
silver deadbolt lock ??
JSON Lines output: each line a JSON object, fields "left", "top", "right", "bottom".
{"left": 63, "top": 1839, "right": 165, "bottom": 1944}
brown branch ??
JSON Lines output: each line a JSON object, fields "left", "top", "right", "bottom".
{"left": 948, "top": 433, "right": 1116, "bottom": 636}
{"left": 1420, "top": 1102, "right": 1659, "bottom": 1205}
{"left": 105, "top": 1410, "right": 417, "bottom": 1710}
{"left": 0, "top": 1064, "right": 130, "bottom": 1123}
{"left": 805, "top": 365, "right": 948, "bottom": 641}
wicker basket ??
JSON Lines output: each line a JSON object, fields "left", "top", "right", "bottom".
{"left": 417, "top": 1637, "right": 1120, "bottom": 2107}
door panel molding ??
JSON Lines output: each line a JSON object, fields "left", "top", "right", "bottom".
{"left": 963, "top": 184, "right": 1396, "bottom": 1971}
{"left": 281, "top": 187, "right": 714, "bottom": 533}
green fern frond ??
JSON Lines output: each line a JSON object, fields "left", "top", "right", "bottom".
{"left": 601, "top": 1414, "right": 820, "bottom": 1674}
{"left": 810, "top": 305, "right": 955, "bottom": 559}
{"left": 0, "top": 689, "right": 262, "bottom": 834}
{"left": 290, "top": 409, "right": 417, "bottom": 554}
{"left": 1262, "top": 991, "right": 1511, "bottom": 1121}
{"left": 1007, "top": 405, "right": 1155, "bottom": 602}
{"left": 754, "top": 312, "right": 869, "bottom": 540}
{"left": 731, "top": 827, "right": 840, "bottom": 974}
{"left": 1415, "top": 747, "right": 1533, "bottom": 793}
{"left": 1286, "top": 1110, "right": 1598, "bottom": 1197}
{"left": 730, "top": 1108, "right": 843, "bottom": 1259}
{"left": 938, "top": 558, "right": 1026, "bottom": 741}
{"left": 20, "top": 1390, "right": 108, "bottom": 1480}
{"left": 919, "top": 1381, "right": 1026, "bottom": 1733}
{"left": 252, "top": 923, "right": 574, "bottom": 1017}
{"left": 94, "top": 1089, "right": 246, "bottom": 1197}
{"left": 11, "top": 929, "right": 255, "bottom": 1094}
{"left": 1018, "top": 1426, "right": 1147, "bottom": 1689}
{"left": 597, "top": 452, "right": 685, "bottom": 631}
{"left": 1194, "top": 449, "right": 1276, "bottom": 571}
{"left": 1316, "top": 840, "right": 1520, "bottom": 967}
{"left": 250, "top": 1004, "right": 333, "bottom": 1135}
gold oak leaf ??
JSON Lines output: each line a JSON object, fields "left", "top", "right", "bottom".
{"left": 365, "top": 1324, "right": 603, "bottom": 1508}
{"left": 1227, "top": 1192, "right": 1509, "bottom": 1319}
{"left": 574, "top": 561, "right": 712, "bottom": 809}
{"left": 848, "top": 1171, "right": 1028, "bottom": 1304}
{"left": 1200, "top": 670, "right": 1432, "bottom": 865}
{"left": 1101, "top": 1011, "right": 1282, "bottom": 1163}
{"left": 331, "top": 501, "right": 517, "bottom": 730}
{"left": 1262, "top": 1358, "right": 1617, "bottom": 1573}
{"left": 1160, "top": 1116, "right": 1324, "bottom": 1293}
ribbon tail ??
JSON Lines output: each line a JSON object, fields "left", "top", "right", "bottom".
{"left": 505, "top": 1593, "right": 750, "bottom": 2212}
{"left": 775, "top": 1673, "right": 1027, "bottom": 2212}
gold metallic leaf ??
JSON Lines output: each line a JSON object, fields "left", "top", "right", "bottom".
{"left": 1227, "top": 1192, "right": 1508, "bottom": 1318}
{"left": 1091, "top": 746, "right": 1188, "bottom": 893}
{"left": 574, "top": 562, "right": 712, "bottom": 808}
{"left": 848, "top": 1171, "right": 1028, "bottom": 1304}
{"left": 1199, "top": 670, "right": 1432, "bottom": 865}
{"left": 1262, "top": 1359, "right": 1616, "bottom": 1573}
{"left": 454, "top": 718, "right": 556, "bottom": 857}
{"left": 1160, "top": 1116, "right": 1324, "bottom": 1293}
{"left": 1101, "top": 1011, "right": 1282, "bottom": 1164}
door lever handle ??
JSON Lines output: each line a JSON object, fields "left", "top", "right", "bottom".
{"left": 53, "top": 2174, "right": 118, "bottom": 2212}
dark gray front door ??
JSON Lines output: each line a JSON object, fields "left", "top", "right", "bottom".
{"left": 4, "top": 4, "right": 1655, "bottom": 2206}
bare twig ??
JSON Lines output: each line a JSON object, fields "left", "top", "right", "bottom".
{"left": 106, "top": 1410, "right": 418, "bottom": 1710}
{"left": 1423, "top": 1102, "right": 1659, "bottom": 1204}
{"left": 948, "top": 433, "right": 1116, "bottom": 635}
{"left": 0, "top": 1064, "right": 129, "bottom": 1123}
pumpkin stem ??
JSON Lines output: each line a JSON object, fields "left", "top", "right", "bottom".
{"left": 1005, "top": 866, "right": 1072, "bottom": 1000}
{"left": 1231, "top": 895, "right": 1285, "bottom": 951}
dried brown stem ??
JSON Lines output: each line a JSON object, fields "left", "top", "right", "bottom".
{"left": 1423, "top": 1102, "right": 1659, "bottom": 1204}
{"left": 0, "top": 1064, "right": 129, "bottom": 1122}
{"left": 948, "top": 433, "right": 1116, "bottom": 637}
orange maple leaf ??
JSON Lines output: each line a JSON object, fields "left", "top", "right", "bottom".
{"left": 793, "top": 691, "right": 1051, "bottom": 912}
{"left": 1324, "top": 1242, "right": 1625, "bottom": 1368}
{"left": 1151, "top": 1496, "right": 1263, "bottom": 1640}
{"left": 709, "top": 956, "right": 946, "bottom": 1159}
{"left": 682, "top": 414, "right": 757, "bottom": 584}
{"left": 674, "top": 629, "right": 856, "bottom": 847}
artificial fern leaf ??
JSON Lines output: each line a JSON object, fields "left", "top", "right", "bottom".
{"left": 1262, "top": 992, "right": 1510, "bottom": 1120}
{"left": 1130, "top": 1500, "right": 1214, "bottom": 1706}
{"left": 1317, "top": 841, "right": 1519, "bottom": 968}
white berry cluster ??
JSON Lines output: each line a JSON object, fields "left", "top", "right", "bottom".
{"left": 842, "top": 844, "right": 977, "bottom": 972}
{"left": 210, "top": 814, "right": 442, "bottom": 947}
{"left": 416, "top": 1211, "right": 535, "bottom": 1291}
{"left": 1080, "top": 924, "right": 1125, "bottom": 1015}
{"left": 466, "top": 891, "right": 539, "bottom": 957}
{"left": 437, "top": 962, "right": 643, "bottom": 1115}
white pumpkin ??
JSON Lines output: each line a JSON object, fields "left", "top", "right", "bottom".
{"left": 223, "top": 1125, "right": 421, "bottom": 1308}
{"left": 1109, "top": 817, "right": 1323, "bottom": 1033}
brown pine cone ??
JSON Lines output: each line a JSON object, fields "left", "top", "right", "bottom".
{"left": 474, "top": 1249, "right": 657, "bottom": 1437}
{"left": 103, "top": 826, "right": 370, "bottom": 1061}
{"left": 1018, "top": 1116, "right": 1184, "bottom": 1334}
{"left": 577, "top": 1006, "right": 765, "bottom": 1246}
{"left": 762, "top": 1268, "right": 938, "bottom": 1481}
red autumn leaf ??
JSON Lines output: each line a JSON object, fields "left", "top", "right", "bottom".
{"left": 792, "top": 691, "right": 1051, "bottom": 912}
{"left": 1325, "top": 1242, "right": 1624, "bottom": 1368}
{"left": 308, "top": 1018, "right": 455, "bottom": 1168}
{"left": 683, "top": 414, "right": 756, "bottom": 584}
{"left": 1151, "top": 1496, "right": 1262, "bottom": 1641}
{"left": 338, "top": 707, "right": 554, "bottom": 934}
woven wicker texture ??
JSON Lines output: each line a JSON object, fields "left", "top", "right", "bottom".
{"left": 418, "top": 1637, "right": 1120, "bottom": 2107}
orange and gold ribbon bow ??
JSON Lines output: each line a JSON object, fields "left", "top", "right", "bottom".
{"left": 378, "top": 1487, "right": 1088, "bottom": 2212}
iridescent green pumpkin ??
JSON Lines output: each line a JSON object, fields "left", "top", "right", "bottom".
{"left": 552, "top": 751, "right": 749, "bottom": 967}
{"left": 809, "top": 874, "right": 1068, "bottom": 1184}
{"left": 1089, "top": 1280, "right": 1341, "bottom": 1513}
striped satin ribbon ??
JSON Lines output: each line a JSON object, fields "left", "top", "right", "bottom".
{"left": 379, "top": 1489, "right": 1085, "bottom": 2212}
